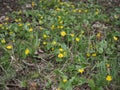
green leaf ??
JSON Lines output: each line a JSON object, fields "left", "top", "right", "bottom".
{"left": 88, "top": 79, "right": 95, "bottom": 90}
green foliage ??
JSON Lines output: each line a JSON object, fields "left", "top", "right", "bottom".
{"left": 0, "top": 0, "right": 119, "bottom": 89}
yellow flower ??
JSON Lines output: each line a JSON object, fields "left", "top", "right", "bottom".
{"left": 106, "top": 64, "right": 110, "bottom": 68}
{"left": 63, "top": 79, "right": 67, "bottom": 83}
{"left": 78, "top": 9, "right": 82, "bottom": 12}
{"left": 29, "top": 28, "right": 33, "bottom": 32}
{"left": 56, "top": 8, "right": 60, "bottom": 11}
{"left": 86, "top": 53, "right": 90, "bottom": 57}
{"left": 41, "top": 16, "right": 43, "bottom": 19}
{"left": 78, "top": 68, "right": 84, "bottom": 74}
{"left": 27, "top": 23, "right": 30, "bottom": 26}
{"left": 0, "top": 24, "right": 3, "bottom": 27}
{"left": 18, "top": 23, "right": 23, "bottom": 27}
{"left": 58, "top": 26, "right": 64, "bottom": 29}
{"left": 40, "top": 26, "right": 44, "bottom": 30}
{"left": 60, "top": 26, "right": 64, "bottom": 29}
{"left": 5, "top": 17, "right": 9, "bottom": 21}
{"left": 15, "top": 19, "right": 18, "bottom": 22}
{"left": 56, "top": 87, "right": 61, "bottom": 90}
{"left": 71, "top": 5, "right": 75, "bottom": 8}
{"left": 43, "top": 34, "right": 47, "bottom": 38}
{"left": 63, "top": 52, "right": 67, "bottom": 56}
{"left": 51, "top": 25, "right": 55, "bottom": 30}
{"left": 97, "top": 32, "right": 101, "bottom": 38}
{"left": 59, "top": 21, "right": 63, "bottom": 24}
{"left": 73, "top": 9, "right": 77, "bottom": 12}
{"left": 92, "top": 53, "right": 96, "bottom": 57}
{"left": 114, "top": 15, "right": 118, "bottom": 19}
{"left": 84, "top": 10, "right": 88, "bottom": 13}
{"left": 18, "top": 18, "right": 21, "bottom": 22}
{"left": 5, "top": 22, "right": 7, "bottom": 25}
{"left": 59, "top": 48, "right": 63, "bottom": 52}
{"left": 43, "top": 42, "right": 47, "bottom": 45}
{"left": 51, "top": 48, "right": 54, "bottom": 51}
{"left": 52, "top": 41, "right": 57, "bottom": 45}
{"left": 95, "top": 11, "right": 99, "bottom": 15}
{"left": 32, "top": 1, "right": 35, "bottom": 7}
{"left": 58, "top": 53, "right": 64, "bottom": 58}
{"left": 6, "top": 45, "right": 12, "bottom": 50}
{"left": 60, "top": 31, "right": 66, "bottom": 37}
{"left": 75, "top": 37, "right": 80, "bottom": 42}
{"left": 113, "top": 36, "right": 118, "bottom": 41}
{"left": 106, "top": 75, "right": 112, "bottom": 81}
{"left": 58, "top": 16, "right": 61, "bottom": 20}
{"left": 70, "top": 33, "right": 74, "bottom": 37}
{"left": 1, "top": 39, "right": 6, "bottom": 44}
{"left": 25, "top": 48, "right": 30, "bottom": 55}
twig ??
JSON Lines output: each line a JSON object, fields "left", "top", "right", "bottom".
{"left": 22, "top": 60, "right": 35, "bottom": 67}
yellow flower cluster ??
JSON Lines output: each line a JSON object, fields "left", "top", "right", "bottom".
{"left": 113, "top": 36, "right": 118, "bottom": 41}
{"left": 78, "top": 68, "right": 84, "bottom": 74}
{"left": 63, "top": 79, "right": 67, "bottom": 83}
{"left": 1, "top": 39, "right": 6, "bottom": 44}
{"left": 6, "top": 45, "right": 12, "bottom": 50}
{"left": 75, "top": 37, "right": 80, "bottom": 42}
{"left": 25, "top": 48, "right": 30, "bottom": 55}
{"left": 51, "top": 25, "right": 55, "bottom": 30}
{"left": 58, "top": 53, "right": 64, "bottom": 58}
{"left": 60, "top": 31, "right": 66, "bottom": 37}
{"left": 29, "top": 28, "right": 33, "bottom": 32}
{"left": 106, "top": 75, "right": 112, "bottom": 81}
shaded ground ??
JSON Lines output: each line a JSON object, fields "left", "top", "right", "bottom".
{"left": 0, "top": 0, "right": 20, "bottom": 16}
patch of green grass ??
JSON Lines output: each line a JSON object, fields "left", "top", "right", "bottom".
{"left": 0, "top": 0, "right": 120, "bottom": 89}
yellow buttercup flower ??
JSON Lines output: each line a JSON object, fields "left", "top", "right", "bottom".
{"left": 56, "top": 8, "right": 60, "bottom": 11}
{"left": 84, "top": 10, "right": 88, "bottom": 13}
{"left": 5, "top": 17, "right": 9, "bottom": 21}
{"left": 63, "top": 79, "right": 67, "bottom": 83}
{"left": 97, "top": 32, "right": 101, "bottom": 38}
{"left": 73, "top": 9, "right": 77, "bottom": 12}
{"left": 27, "top": 23, "right": 30, "bottom": 26}
{"left": 51, "top": 25, "right": 55, "bottom": 30}
{"left": 6, "top": 45, "right": 12, "bottom": 50}
{"left": 15, "top": 19, "right": 18, "bottom": 22}
{"left": 43, "top": 34, "right": 47, "bottom": 38}
{"left": 0, "top": 24, "right": 3, "bottom": 27}
{"left": 25, "top": 48, "right": 30, "bottom": 55}
{"left": 113, "top": 36, "right": 118, "bottom": 41}
{"left": 106, "top": 75, "right": 112, "bottom": 81}
{"left": 56, "top": 87, "right": 61, "bottom": 90}
{"left": 1, "top": 39, "right": 6, "bottom": 44}
{"left": 29, "top": 28, "right": 33, "bottom": 32}
{"left": 60, "top": 31, "right": 66, "bottom": 37}
{"left": 58, "top": 26, "right": 64, "bottom": 29}
{"left": 86, "top": 53, "right": 90, "bottom": 57}
{"left": 59, "top": 21, "right": 63, "bottom": 24}
{"left": 78, "top": 68, "right": 84, "bottom": 74}
{"left": 32, "top": 1, "right": 35, "bottom": 7}
{"left": 70, "top": 33, "right": 74, "bottom": 37}
{"left": 18, "top": 23, "right": 23, "bottom": 27}
{"left": 43, "top": 42, "right": 47, "bottom": 45}
{"left": 92, "top": 53, "right": 96, "bottom": 57}
{"left": 114, "top": 15, "right": 118, "bottom": 19}
{"left": 58, "top": 16, "right": 61, "bottom": 20}
{"left": 106, "top": 64, "right": 110, "bottom": 68}
{"left": 78, "top": 9, "right": 82, "bottom": 12}
{"left": 58, "top": 53, "right": 64, "bottom": 58}
{"left": 52, "top": 41, "right": 57, "bottom": 45}
{"left": 75, "top": 37, "right": 80, "bottom": 42}
{"left": 40, "top": 26, "right": 44, "bottom": 30}
{"left": 59, "top": 48, "right": 63, "bottom": 52}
